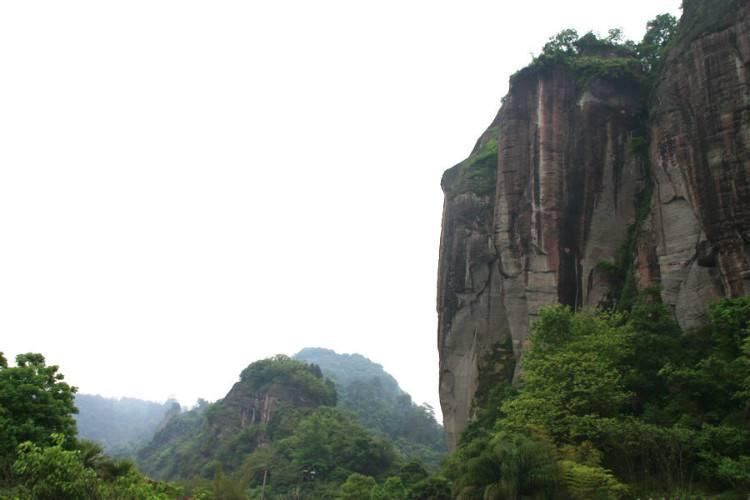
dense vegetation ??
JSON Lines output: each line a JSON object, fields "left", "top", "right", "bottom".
{"left": 0, "top": 353, "right": 182, "bottom": 499}
{"left": 441, "top": 12, "right": 680, "bottom": 205}
{"left": 132, "top": 355, "right": 450, "bottom": 498}
{"left": 513, "top": 13, "right": 678, "bottom": 89}
{"left": 75, "top": 394, "right": 175, "bottom": 457}
{"left": 137, "top": 355, "right": 338, "bottom": 481}
{"left": 295, "top": 348, "right": 447, "bottom": 467}
{"left": 0, "top": 353, "right": 449, "bottom": 499}
{"left": 438, "top": 293, "right": 750, "bottom": 498}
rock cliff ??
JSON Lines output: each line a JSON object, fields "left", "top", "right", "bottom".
{"left": 137, "top": 356, "right": 336, "bottom": 479}
{"left": 438, "top": 0, "right": 750, "bottom": 450}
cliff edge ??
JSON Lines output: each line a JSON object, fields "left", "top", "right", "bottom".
{"left": 437, "top": 0, "right": 750, "bottom": 450}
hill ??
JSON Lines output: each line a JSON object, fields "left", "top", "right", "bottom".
{"left": 135, "top": 355, "right": 414, "bottom": 498}
{"left": 74, "top": 394, "right": 175, "bottom": 456}
{"left": 294, "top": 347, "right": 446, "bottom": 467}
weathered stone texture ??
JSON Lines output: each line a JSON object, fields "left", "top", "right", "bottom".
{"left": 438, "top": 1, "right": 750, "bottom": 449}
{"left": 438, "top": 67, "right": 644, "bottom": 449}
{"left": 646, "top": 2, "right": 750, "bottom": 328}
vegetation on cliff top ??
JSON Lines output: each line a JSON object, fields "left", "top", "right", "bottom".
{"left": 441, "top": 128, "right": 498, "bottom": 200}
{"left": 513, "top": 14, "right": 678, "bottom": 89}
{"left": 441, "top": 13, "right": 678, "bottom": 200}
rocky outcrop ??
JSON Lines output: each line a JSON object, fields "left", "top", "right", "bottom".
{"left": 137, "top": 357, "right": 335, "bottom": 479}
{"left": 208, "top": 379, "right": 324, "bottom": 444}
{"left": 437, "top": 0, "right": 750, "bottom": 449}
{"left": 645, "top": 0, "right": 750, "bottom": 328}
{"left": 438, "top": 124, "right": 514, "bottom": 449}
{"left": 439, "top": 66, "right": 645, "bottom": 449}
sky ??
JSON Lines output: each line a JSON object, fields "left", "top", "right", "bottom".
{"left": 0, "top": 0, "right": 681, "bottom": 420}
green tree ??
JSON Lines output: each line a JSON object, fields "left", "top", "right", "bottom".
{"left": 0, "top": 353, "right": 78, "bottom": 478}
{"left": 502, "top": 306, "right": 633, "bottom": 441}
{"left": 371, "top": 476, "right": 407, "bottom": 500}
{"left": 406, "top": 475, "right": 451, "bottom": 500}
{"left": 337, "top": 473, "right": 376, "bottom": 500}
{"left": 288, "top": 407, "right": 397, "bottom": 480}
{"left": 542, "top": 29, "right": 579, "bottom": 56}
{"left": 11, "top": 434, "right": 101, "bottom": 500}
{"left": 638, "top": 13, "right": 677, "bottom": 71}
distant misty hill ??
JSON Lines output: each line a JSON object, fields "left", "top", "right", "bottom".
{"left": 294, "top": 347, "right": 401, "bottom": 393}
{"left": 294, "top": 347, "right": 447, "bottom": 467}
{"left": 74, "top": 394, "right": 176, "bottom": 456}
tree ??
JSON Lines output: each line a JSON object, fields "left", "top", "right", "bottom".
{"left": 288, "top": 407, "right": 397, "bottom": 481}
{"left": 337, "top": 473, "right": 376, "bottom": 500}
{"left": 371, "top": 476, "right": 407, "bottom": 500}
{"left": 542, "top": 29, "right": 579, "bottom": 56}
{"left": 406, "top": 475, "right": 451, "bottom": 500}
{"left": 638, "top": 13, "right": 678, "bottom": 71}
{"left": 502, "top": 306, "right": 633, "bottom": 441}
{"left": 0, "top": 353, "right": 78, "bottom": 476}
{"left": 11, "top": 435, "right": 101, "bottom": 500}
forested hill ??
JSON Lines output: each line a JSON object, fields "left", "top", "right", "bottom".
{"left": 294, "top": 347, "right": 401, "bottom": 393}
{"left": 294, "top": 348, "right": 446, "bottom": 467}
{"left": 134, "top": 355, "right": 442, "bottom": 498}
{"left": 74, "top": 394, "right": 176, "bottom": 456}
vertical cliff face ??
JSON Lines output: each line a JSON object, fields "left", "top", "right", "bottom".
{"left": 439, "top": 66, "right": 645, "bottom": 449}
{"left": 645, "top": 0, "right": 750, "bottom": 329}
{"left": 438, "top": 123, "right": 513, "bottom": 450}
{"left": 438, "top": 0, "right": 750, "bottom": 450}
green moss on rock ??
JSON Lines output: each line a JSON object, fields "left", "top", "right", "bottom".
{"left": 441, "top": 131, "right": 498, "bottom": 200}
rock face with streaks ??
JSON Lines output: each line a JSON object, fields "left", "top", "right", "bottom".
{"left": 645, "top": 0, "right": 750, "bottom": 329}
{"left": 137, "top": 357, "right": 336, "bottom": 479}
{"left": 437, "top": 0, "right": 750, "bottom": 450}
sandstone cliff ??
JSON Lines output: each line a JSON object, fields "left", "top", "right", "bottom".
{"left": 438, "top": 0, "right": 750, "bottom": 450}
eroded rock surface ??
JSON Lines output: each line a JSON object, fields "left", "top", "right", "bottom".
{"left": 646, "top": 1, "right": 750, "bottom": 328}
{"left": 439, "top": 68, "right": 644, "bottom": 449}
{"left": 437, "top": 0, "right": 750, "bottom": 449}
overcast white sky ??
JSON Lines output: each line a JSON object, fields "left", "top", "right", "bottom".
{"left": 0, "top": 0, "right": 681, "bottom": 419}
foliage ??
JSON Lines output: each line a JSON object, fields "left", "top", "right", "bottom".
{"left": 0, "top": 353, "right": 78, "bottom": 479}
{"left": 371, "top": 476, "right": 407, "bottom": 500}
{"left": 295, "top": 348, "right": 401, "bottom": 393}
{"left": 138, "top": 356, "right": 338, "bottom": 481}
{"left": 11, "top": 435, "right": 102, "bottom": 500}
{"left": 8, "top": 436, "right": 183, "bottom": 500}
{"left": 240, "top": 355, "right": 336, "bottom": 407}
{"left": 295, "top": 348, "right": 447, "bottom": 468}
{"left": 441, "top": 131, "right": 499, "bottom": 200}
{"left": 135, "top": 401, "right": 210, "bottom": 480}
{"left": 240, "top": 407, "right": 399, "bottom": 499}
{"left": 558, "top": 460, "right": 628, "bottom": 499}
{"left": 440, "top": 294, "right": 750, "bottom": 497}
{"left": 405, "top": 475, "right": 452, "bottom": 500}
{"left": 511, "top": 12, "right": 678, "bottom": 91}
{"left": 337, "top": 473, "right": 377, "bottom": 500}
{"left": 446, "top": 429, "right": 560, "bottom": 499}
{"left": 287, "top": 407, "right": 397, "bottom": 479}
{"left": 638, "top": 14, "right": 678, "bottom": 73}
{"left": 0, "top": 354, "right": 183, "bottom": 499}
